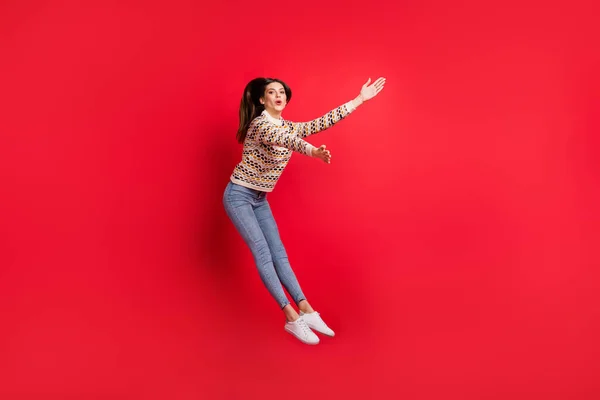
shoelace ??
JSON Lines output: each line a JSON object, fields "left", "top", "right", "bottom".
{"left": 297, "top": 318, "right": 312, "bottom": 336}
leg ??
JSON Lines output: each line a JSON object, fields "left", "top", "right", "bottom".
{"left": 254, "top": 197, "right": 335, "bottom": 337}
{"left": 223, "top": 184, "right": 290, "bottom": 309}
{"left": 223, "top": 183, "right": 320, "bottom": 345}
{"left": 253, "top": 198, "right": 307, "bottom": 306}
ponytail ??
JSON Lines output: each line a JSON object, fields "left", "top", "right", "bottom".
{"left": 236, "top": 77, "right": 292, "bottom": 143}
{"left": 236, "top": 78, "right": 265, "bottom": 143}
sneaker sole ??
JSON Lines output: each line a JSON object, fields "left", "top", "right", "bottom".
{"left": 285, "top": 327, "right": 320, "bottom": 345}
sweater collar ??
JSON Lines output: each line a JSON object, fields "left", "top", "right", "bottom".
{"left": 261, "top": 110, "right": 284, "bottom": 126}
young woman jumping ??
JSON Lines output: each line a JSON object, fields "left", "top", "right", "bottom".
{"left": 223, "top": 76, "right": 386, "bottom": 344}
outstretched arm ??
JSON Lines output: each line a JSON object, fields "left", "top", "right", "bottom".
{"left": 292, "top": 77, "right": 386, "bottom": 138}
{"left": 247, "top": 118, "right": 317, "bottom": 157}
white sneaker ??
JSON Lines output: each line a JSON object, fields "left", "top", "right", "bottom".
{"left": 285, "top": 316, "right": 320, "bottom": 345}
{"left": 299, "top": 311, "right": 335, "bottom": 337}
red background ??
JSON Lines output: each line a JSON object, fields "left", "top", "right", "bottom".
{"left": 1, "top": 0, "right": 599, "bottom": 399}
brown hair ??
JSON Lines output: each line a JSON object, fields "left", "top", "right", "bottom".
{"left": 236, "top": 77, "right": 292, "bottom": 143}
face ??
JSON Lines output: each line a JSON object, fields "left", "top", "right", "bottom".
{"left": 260, "top": 82, "right": 287, "bottom": 116}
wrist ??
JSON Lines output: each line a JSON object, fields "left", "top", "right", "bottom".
{"left": 353, "top": 95, "right": 364, "bottom": 109}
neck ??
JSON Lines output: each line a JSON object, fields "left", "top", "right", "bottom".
{"left": 265, "top": 109, "right": 282, "bottom": 120}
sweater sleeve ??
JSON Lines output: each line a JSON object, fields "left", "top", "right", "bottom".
{"left": 247, "top": 118, "right": 316, "bottom": 156}
{"left": 290, "top": 101, "right": 356, "bottom": 139}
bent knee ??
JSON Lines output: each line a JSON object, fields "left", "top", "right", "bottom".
{"left": 253, "top": 243, "right": 273, "bottom": 265}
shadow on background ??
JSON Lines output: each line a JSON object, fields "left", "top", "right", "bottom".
{"left": 186, "top": 125, "right": 257, "bottom": 313}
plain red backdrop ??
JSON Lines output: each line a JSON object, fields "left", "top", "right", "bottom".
{"left": 1, "top": 0, "right": 599, "bottom": 399}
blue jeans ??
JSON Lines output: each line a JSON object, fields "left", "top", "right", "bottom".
{"left": 222, "top": 181, "right": 306, "bottom": 309}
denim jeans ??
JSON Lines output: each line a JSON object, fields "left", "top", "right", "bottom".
{"left": 222, "top": 181, "right": 306, "bottom": 309}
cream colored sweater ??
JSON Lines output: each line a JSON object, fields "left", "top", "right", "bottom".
{"left": 230, "top": 101, "right": 356, "bottom": 192}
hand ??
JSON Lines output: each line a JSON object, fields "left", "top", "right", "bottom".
{"left": 312, "top": 144, "right": 332, "bottom": 164}
{"left": 359, "top": 77, "right": 386, "bottom": 102}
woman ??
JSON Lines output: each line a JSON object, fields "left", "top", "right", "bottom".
{"left": 223, "top": 76, "right": 386, "bottom": 344}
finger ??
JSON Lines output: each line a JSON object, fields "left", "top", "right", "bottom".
{"left": 364, "top": 77, "right": 371, "bottom": 87}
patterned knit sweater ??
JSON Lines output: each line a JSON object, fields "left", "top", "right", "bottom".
{"left": 230, "top": 101, "right": 356, "bottom": 192}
